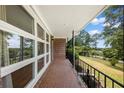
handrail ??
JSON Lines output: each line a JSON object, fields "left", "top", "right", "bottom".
{"left": 79, "top": 59, "right": 124, "bottom": 88}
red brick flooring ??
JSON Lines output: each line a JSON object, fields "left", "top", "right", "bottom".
{"left": 35, "top": 57, "right": 83, "bottom": 88}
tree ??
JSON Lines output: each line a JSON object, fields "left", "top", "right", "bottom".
{"left": 102, "top": 5, "right": 124, "bottom": 60}
{"left": 90, "top": 33, "right": 100, "bottom": 49}
{"left": 75, "top": 30, "right": 91, "bottom": 47}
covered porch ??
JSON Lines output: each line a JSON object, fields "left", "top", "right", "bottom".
{"left": 0, "top": 5, "right": 111, "bottom": 88}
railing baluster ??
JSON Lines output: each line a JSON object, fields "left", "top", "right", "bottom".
{"left": 83, "top": 62, "right": 84, "bottom": 76}
{"left": 94, "top": 69, "right": 96, "bottom": 87}
{"left": 98, "top": 71, "right": 100, "bottom": 87}
{"left": 104, "top": 76, "right": 106, "bottom": 88}
{"left": 90, "top": 66, "right": 92, "bottom": 75}
{"left": 84, "top": 63, "right": 86, "bottom": 73}
{"left": 112, "top": 80, "right": 114, "bottom": 88}
{"left": 78, "top": 60, "right": 124, "bottom": 88}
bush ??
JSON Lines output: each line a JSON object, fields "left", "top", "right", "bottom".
{"left": 75, "top": 65, "right": 82, "bottom": 72}
{"left": 66, "top": 48, "right": 79, "bottom": 66}
{"left": 109, "top": 57, "right": 118, "bottom": 66}
{"left": 103, "top": 48, "right": 118, "bottom": 59}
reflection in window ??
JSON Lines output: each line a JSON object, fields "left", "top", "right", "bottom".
{"left": 23, "top": 38, "right": 34, "bottom": 60}
{"left": 2, "top": 63, "right": 33, "bottom": 88}
{"left": 1, "top": 31, "right": 34, "bottom": 67}
{"left": 6, "top": 5, "right": 34, "bottom": 34}
{"left": 37, "top": 57, "right": 44, "bottom": 72}
{"left": 46, "top": 33, "right": 49, "bottom": 42}
{"left": 46, "top": 44, "right": 49, "bottom": 52}
{"left": 46, "top": 55, "right": 49, "bottom": 63}
{"left": 37, "top": 24, "right": 44, "bottom": 40}
{"left": 38, "top": 42, "right": 44, "bottom": 55}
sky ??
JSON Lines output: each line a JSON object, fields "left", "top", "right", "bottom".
{"left": 84, "top": 12, "right": 106, "bottom": 48}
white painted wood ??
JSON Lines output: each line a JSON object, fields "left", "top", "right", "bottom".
{"left": 0, "top": 5, "right": 52, "bottom": 88}
{"left": 33, "top": 19, "right": 38, "bottom": 78}
{"left": 25, "top": 60, "right": 51, "bottom": 88}
{"left": 34, "top": 5, "right": 107, "bottom": 39}
{"left": 1, "top": 57, "right": 35, "bottom": 77}
{"left": 0, "top": 20, "right": 35, "bottom": 40}
{"left": 44, "top": 31, "right": 47, "bottom": 65}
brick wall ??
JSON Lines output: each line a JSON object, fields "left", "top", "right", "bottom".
{"left": 53, "top": 38, "right": 66, "bottom": 59}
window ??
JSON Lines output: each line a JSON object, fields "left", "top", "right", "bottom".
{"left": 0, "top": 5, "right": 51, "bottom": 88}
{"left": 23, "top": 38, "right": 34, "bottom": 60}
{"left": 46, "top": 33, "right": 49, "bottom": 42}
{"left": 38, "top": 42, "right": 44, "bottom": 55}
{"left": 37, "top": 24, "right": 45, "bottom": 40}
{"left": 6, "top": 5, "right": 34, "bottom": 34}
{"left": 46, "top": 55, "right": 49, "bottom": 63}
{"left": 2, "top": 63, "right": 33, "bottom": 88}
{"left": 37, "top": 57, "right": 44, "bottom": 72}
{"left": 1, "top": 31, "right": 34, "bottom": 67}
{"left": 46, "top": 44, "right": 49, "bottom": 52}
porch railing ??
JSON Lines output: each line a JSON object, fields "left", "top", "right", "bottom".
{"left": 79, "top": 59, "right": 124, "bottom": 88}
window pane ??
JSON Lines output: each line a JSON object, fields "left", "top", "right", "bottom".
{"left": 38, "top": 42, "right": 44, "bottom": 55}
{"left": 23, "top": 38, "right": 34, "bottom": 60}
{"left": 46, "top": 44, "right": 49, "bottom": 52}
{"left": 1, "top": 31, "right": 34, "bottom": 67}
{"left": 6, "top": 5, "right": 34, "bottom": 34}
{"left": 46, "top": 33, "right": 49, "bottom": 42}
{"left": 2, "top": 63, "right": 33, "bottom": 88}
{"left": 37, "top": 24, "right": 45, "bottom": 40}
{"left": 46, "top": 55, "right": 49, "bottom": 63}
{"left": 37, "top": 57, "right": 44, "bottom": 72}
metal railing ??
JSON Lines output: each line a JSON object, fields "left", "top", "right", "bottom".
{"left": 79, "top": 59, "right": 124, "bottom": 88}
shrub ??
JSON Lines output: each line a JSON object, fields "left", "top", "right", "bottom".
{"left": 109, "top": 57, "right": 118, "bottom": 66}
{"left": 66, "top": 48, "right": 79, "bottom": 66}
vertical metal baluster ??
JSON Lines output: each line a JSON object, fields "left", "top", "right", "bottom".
{"left": 90, "top": 66, "right": 91, "bottom": 75}
{"left": 98, "top": 72, "right": 100, "bottom": 87}
{"left": 88, "top": 65, "right": 89, "bottom": 74}
{"left": 94, "top": 69, "right": 96, "bottom": 87}
{"left": 91, "top": 67, "right": 92, "bottom": 76}
{"left": 104, "top": 76, "right": 106, "bottom": 88}
{"left": 83, "top": 62, "right": 84, "bottom": 76}
{"left": 112, "top": 80, "right": 114, "bottom": 88}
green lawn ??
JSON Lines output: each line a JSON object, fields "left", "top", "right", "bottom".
{"left": 79, "top": 56, "right": 124, "bottom": 88}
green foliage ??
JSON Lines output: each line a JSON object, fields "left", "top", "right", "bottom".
{"left": 66, "top": 48, "right": 79, "bottom": 66}
{"left": 75, "top": 30, "right": 91, "bottom": 47}
{"left": 90, "top": 49, "right": 103, "bottom": 57}
{"left": 90, "top": 33, "right": 101, "bottom": 48}
{"left": 109, "top": 57, "right": 118, "bottom": 66}
{"left": 102, "top": 48, "right": 118, "bottom": 59}
{"left": 102, "top": 5, "right": 124, "bottom": 60}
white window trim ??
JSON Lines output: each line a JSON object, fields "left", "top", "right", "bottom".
{"left": 0, "top": 5, "right": 52, "bottom": 88}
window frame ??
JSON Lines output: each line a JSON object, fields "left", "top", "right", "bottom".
{"left": 0, "top": 5, "right": 51, "bottom": 88}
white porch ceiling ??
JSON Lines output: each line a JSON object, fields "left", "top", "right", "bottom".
{"left": 33, "top": 5, "right": 107, "bottom": 38}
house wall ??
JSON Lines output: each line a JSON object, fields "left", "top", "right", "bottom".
{"left": 53, "top": 38, "right": 66, "bottom": 59}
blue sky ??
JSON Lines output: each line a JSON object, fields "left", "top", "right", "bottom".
{"left": 84, "top": 12, "right": 106, "bottom": 48}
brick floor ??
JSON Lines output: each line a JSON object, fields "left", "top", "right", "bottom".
{"left": 35, "top": 57, "right": 84, "bottom": 88}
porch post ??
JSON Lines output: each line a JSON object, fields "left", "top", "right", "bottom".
{"left": 72, "top": 30, "right": 75, "bottom": 69}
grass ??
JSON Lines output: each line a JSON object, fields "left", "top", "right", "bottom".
{"left": 79, "top": 56, "right": 124, "bottom": 88}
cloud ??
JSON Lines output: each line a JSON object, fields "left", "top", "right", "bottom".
{"left": 113, "top": 22, "right": 121, "bottom": 28}
{"left": 91, "top": 17, "right": 105, "bottom": 25}
{"left": 102, "top": 22, "right": 110, "bottom": 27}
{"left": 103, "top": 22, "right": 120, "bottom": 28}
{"left": 88, "top": 30, "right": 101, "bottom": 36}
